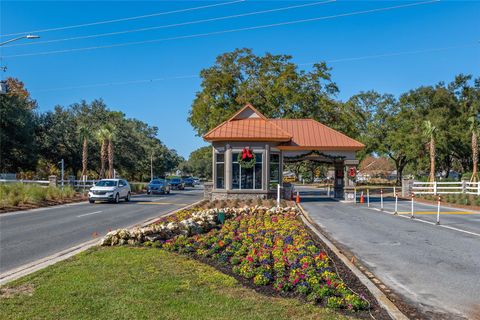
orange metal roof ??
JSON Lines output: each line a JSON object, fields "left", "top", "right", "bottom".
{"left": 203, "top": 105, "right": 364, "bottom": 151}
{"left": 203, "top": 118, "right": 292, "bottom": 142}
{"left": 272, "top": 119, "right": 364, "bottom": 151}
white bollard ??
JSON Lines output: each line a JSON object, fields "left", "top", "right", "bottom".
{"left": 394, "top": 192, "right": 398, "bottom": 215}
{"left": 367, "top": 189, "right": 370, "bottom": 207}
{"left": 411, "top": 193, "right": 415, "bottom": 219}
{"left": 436, "top": 196, "right": 441, "bottom": 225}
{"left": 354, "top": 188, "right": 357, "bottom": 204}
{"left": 327, "top": 185, "right": 331, "bottom": 197}
{"left": 380, "top": 189, "right": 384, "bottom": 211}
{"left": 277, "top": 184, "right": 281, "bottom": 208}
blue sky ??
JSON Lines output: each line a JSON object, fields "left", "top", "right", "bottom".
{"left": 1, "top": 0, "right": 479, "bottom": 158}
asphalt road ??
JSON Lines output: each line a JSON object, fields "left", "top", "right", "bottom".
{"left": 0, "top": 188, "right": 203, "bottom": 273}
{"left": 298, "top": 186, "right": 480, "bottom": 320}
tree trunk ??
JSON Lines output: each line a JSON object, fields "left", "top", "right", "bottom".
{"left": 100, "top": 141, "right": 107, "bottom": 179}
{"left": 81, "top": 138, "right": 88, "bottom": 180}
{"left": 428, "top": 137, "right": 436, "bottom": 182}
{"left": 108, "top": 140, "right": 114, "bottom": 179}
{"left": 390, "top": 154, "right": 407, "bottom": 186}
{"left": 471, "top": 131, "right": 478, "bottom": 182}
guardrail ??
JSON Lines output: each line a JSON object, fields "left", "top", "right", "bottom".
{"left": 412, "top": 181, "right": 480, "bottom": 195}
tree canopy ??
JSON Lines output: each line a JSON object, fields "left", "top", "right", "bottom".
{"left": 188, "top": 48, "right": 339, "bottom": 136}
{"left": 1, "top": 79, "right": 182, "bottom": 181}
{"left": 188, "top": 49, "right": 479, "bottom": 183}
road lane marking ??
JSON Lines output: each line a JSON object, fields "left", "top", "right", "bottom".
{"left": 136, "top": 202, "right": 189, "bottom": 205}
{"left": 368, "top": 207, "right": 480, "bottom": 237}
{"left": 397, "top": 211, "right": 477, "bottom": 215}
{"left": 77, "top": 211, "right": 103, "bottom": 218}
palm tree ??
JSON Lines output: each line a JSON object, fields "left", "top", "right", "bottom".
{"left": 468, "top": 116, "right": 479, "bottom": 182}
{"left": 105, "top": 128, "right": 115, "bottom": 179}
{"left": 423, "top": 120, "right": 437, "bottom": 182}
{"left": 95, "top": 128, "right": 110, "bottom": 179}
{"left": 78, "top": 126, "right": 90, "bottom": 181}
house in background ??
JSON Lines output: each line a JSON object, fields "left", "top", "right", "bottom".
{"left": 203, "top": 104, "right": 364, "bottom": 201}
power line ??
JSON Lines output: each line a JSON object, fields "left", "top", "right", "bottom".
{"left": 4, "top": 0, "right": 336, "bottom": 48}
{"left": 33, "top": 42, "right": 475, "bottom": 93}
{"left": 0, "top": 0, "right": 245, "bottom": 37}
{"left": 301, "top": 44, "right": 478, "bottom": 65}
{"left": 35, "top": 75, "right": 198, "bottom": 92}
{"left": 4, "top": 0, "right": 440, "bottom": 59}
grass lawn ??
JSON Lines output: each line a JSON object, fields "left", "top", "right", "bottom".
{"left": 0, "top": 247, "right": 357, "bottom": 320}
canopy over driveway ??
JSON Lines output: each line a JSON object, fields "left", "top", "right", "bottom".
{"left": 203, "top": 104, "right": 364, "bottom": 200}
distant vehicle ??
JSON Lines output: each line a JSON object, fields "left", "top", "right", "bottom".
{"left": 183, "top": 177, "right": 195, "bottom": 187}
{"left": 88, "top": 179, "right": 131, "bottom": 204}
{"left": 313, "top": 177, "right": 322, "bottom": 183}
{"left": 193, "top": 177, "right": 201, "bottom": 185}
{"left": 168, "top": 177, "right": 185, "bottom": 190}
{"left": 147, "top": 179, "right": 170, "bottom": 195}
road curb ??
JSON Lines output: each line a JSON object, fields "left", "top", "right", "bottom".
{"left": 297, "top": 204, "right": 409, "bottom": 320}
{"left": 0, "top": 199, "right": 205, "bottom": 286}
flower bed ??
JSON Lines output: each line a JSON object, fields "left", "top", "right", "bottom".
{"left": 101, "top": 206, "right": 369, "bottom": 311}
{"left": 160, "top": 208, "right": 368, "bottom": 311}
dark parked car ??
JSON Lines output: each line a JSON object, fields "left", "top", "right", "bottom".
{"left": 182, "top": 177, "right": 195, "bottom": 187}
{"left": 147, "top": 179, "right": 170, "bottom": 195}
{"left": 168, "top": 177, "right": 185, "bottom": 190}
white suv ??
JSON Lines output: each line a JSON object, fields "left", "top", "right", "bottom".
{"left": 88, "top": 179, "right": 131, "bottom": 204}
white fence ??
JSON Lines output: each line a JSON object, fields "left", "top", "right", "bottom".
{"left": 0, "top": 179, "right": 97, "bottom": 188}
{"left": 412, "top": 181, "right": 480, "bottom": 195}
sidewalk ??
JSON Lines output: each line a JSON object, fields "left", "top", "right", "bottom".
{"left": 299, "top": 187, "right": 480, "bottom": 320}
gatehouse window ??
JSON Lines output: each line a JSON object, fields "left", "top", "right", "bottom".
{"left": 270, "top": 153, "right": 280, "bottom": 188}
{"left": 232, "top": 152, "right": 263, "bottom": 190}
{"left": 216, "top": 153, "right": 225, "bottom": 189}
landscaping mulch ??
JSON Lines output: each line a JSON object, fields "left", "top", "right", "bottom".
{"left": 0, "top": 195, "right": 86, "bottom": 214}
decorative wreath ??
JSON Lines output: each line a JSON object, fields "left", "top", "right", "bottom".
{"left": 348, "top": 167, "right": 357, "bottom": 180}
{"left": 238, "top": 147, "right": 256, "bottom": 169}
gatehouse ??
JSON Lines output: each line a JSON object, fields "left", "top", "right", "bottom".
{"left": 203, "top": 104, "right": 364, "bottom": 201}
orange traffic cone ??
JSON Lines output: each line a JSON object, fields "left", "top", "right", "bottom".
{"left": 295, "top": 191, "right": 300, "bottom": 203}
{"left": 360, "top": 192, "right": 365, "bottom": 204}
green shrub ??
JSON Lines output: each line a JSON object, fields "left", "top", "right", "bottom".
{"left": 130, "top": 183, "right": 147, "bottom": 193}
{"left": 476, "top": 197, "right": 480, "bottom": 206}
{"left": 0, "top": 183, "right": 76, "bottom": 208}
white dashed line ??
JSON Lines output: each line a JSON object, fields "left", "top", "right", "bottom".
{"left": 76, "top": 211, "right": 103, "bottom": 218}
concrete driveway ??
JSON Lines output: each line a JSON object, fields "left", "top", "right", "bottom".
{"left": 298, "top": 186, "right": 480, "bottom": 320}
{"left": 0, "top": 188, "right": 203, "bottom": 273}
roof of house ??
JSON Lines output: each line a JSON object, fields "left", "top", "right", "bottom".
{"left": 203, "top": 104, "right": 365, "bottom": 151}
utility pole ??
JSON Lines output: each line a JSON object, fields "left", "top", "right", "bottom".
{"left": 150, "top": 152, "right": 154, "bottom": 181}
{"left": 59, "top": 159, "right": 64, "bottom": 188}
